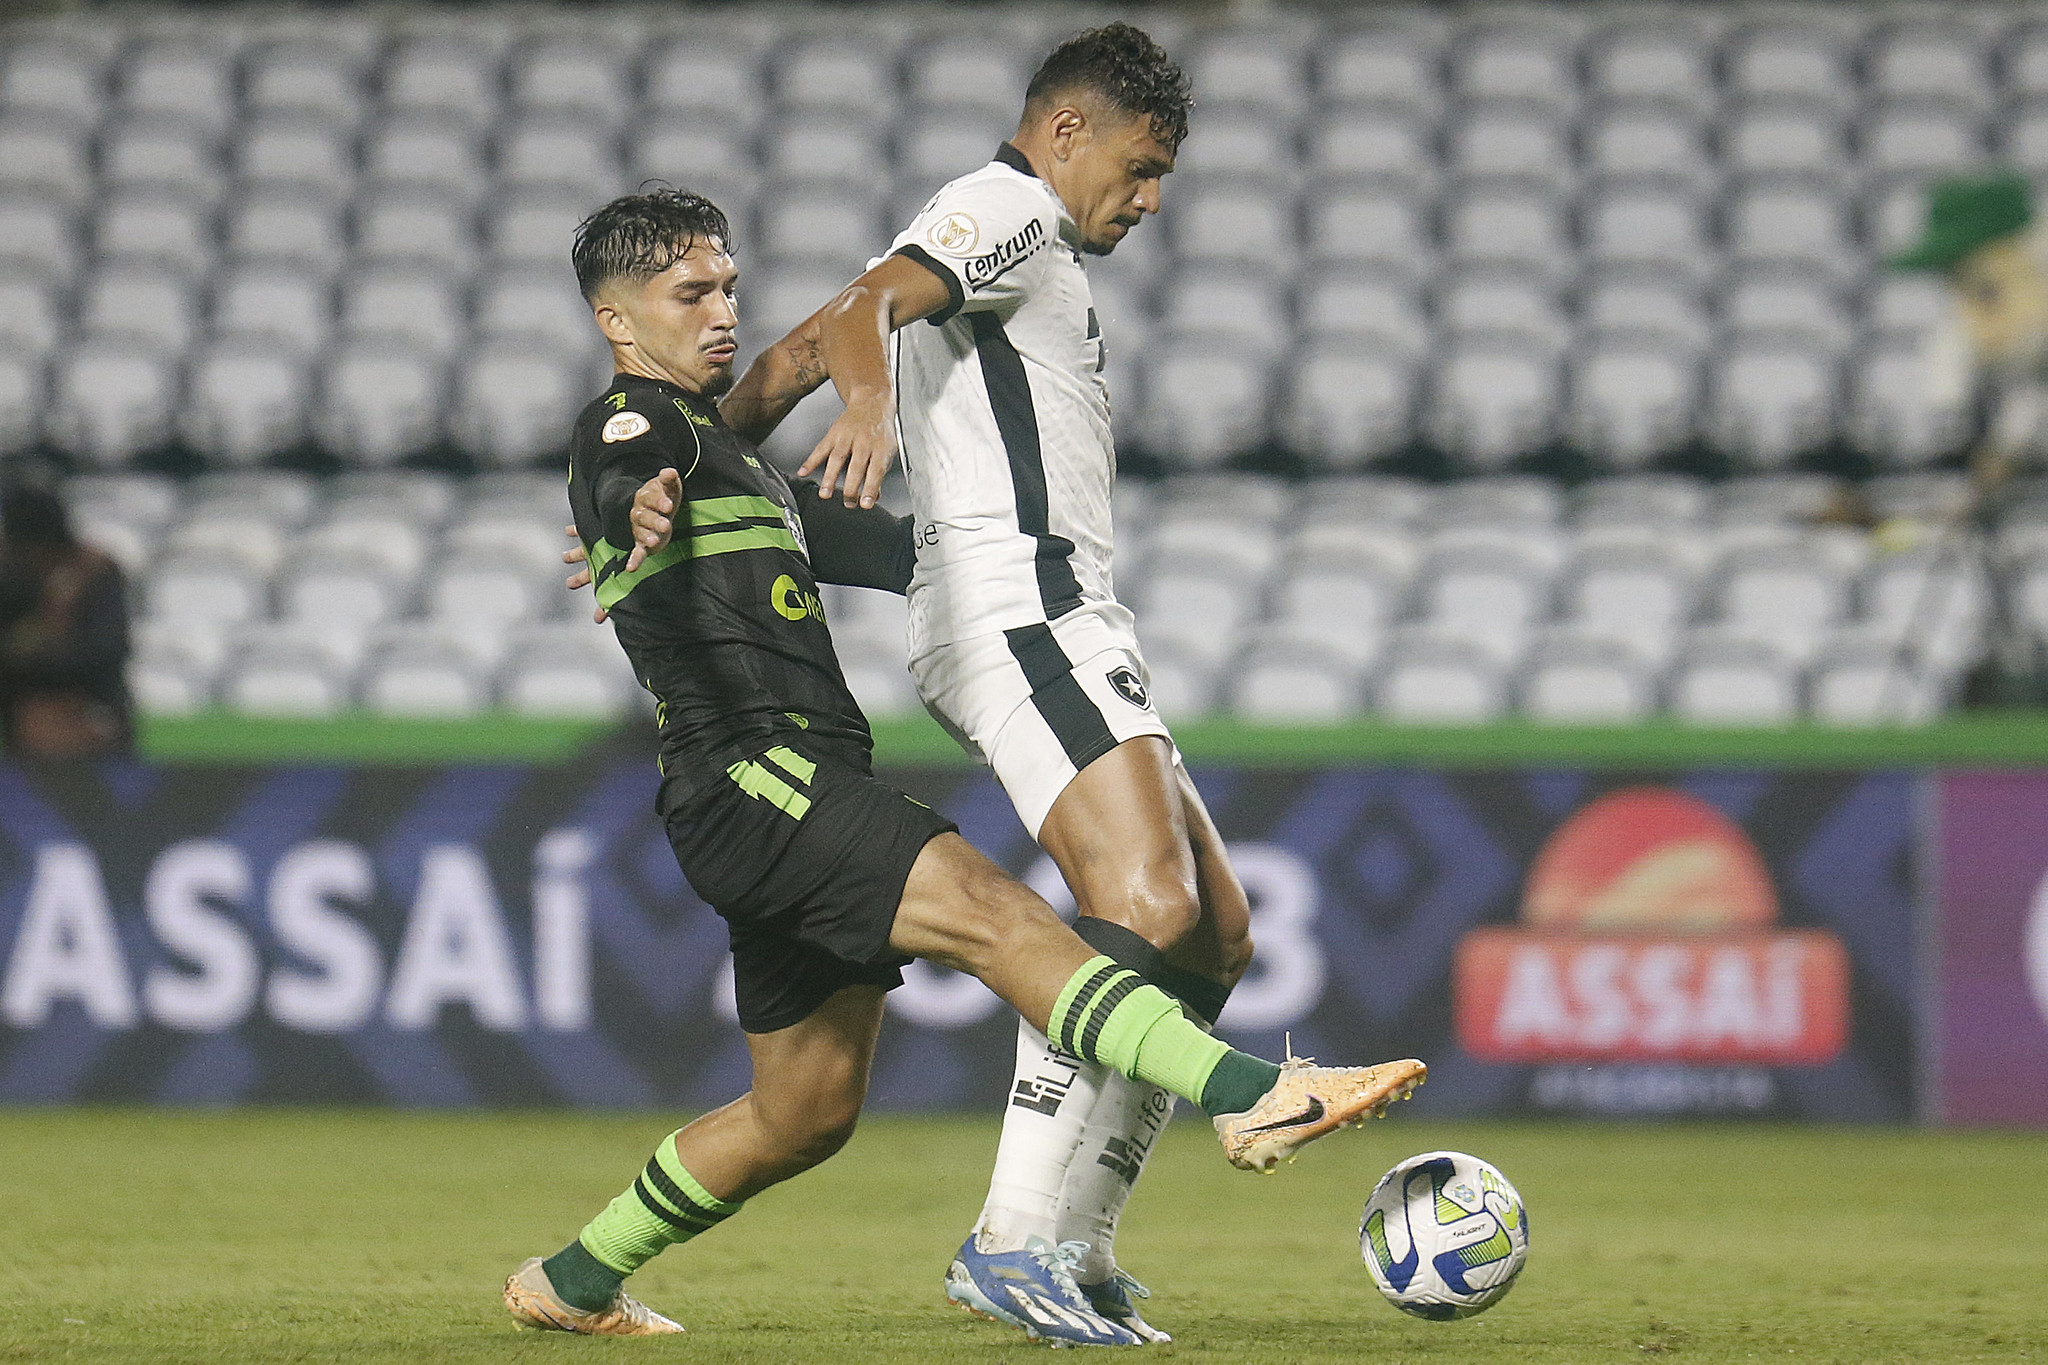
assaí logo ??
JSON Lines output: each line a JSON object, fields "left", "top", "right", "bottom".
{"left": 1452, "top": 788, "right": 1850, "bottom": 1066}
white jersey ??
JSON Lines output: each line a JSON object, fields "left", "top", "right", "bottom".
{"left": 883, "top": 144, "right": 1119, "bottom": 657}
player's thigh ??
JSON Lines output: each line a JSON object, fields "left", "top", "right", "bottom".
{"left": 890, "top": 832, "right": 1090, "bottom": 1020}
{"left": 1037, "top": 735, "right": 1200, "bottom": 929}
{"left": 744, "top": 984, "right": 889, "bottom": 1142}
{"left": 1169, "top": 762, "right": 1253, "bottom": 978}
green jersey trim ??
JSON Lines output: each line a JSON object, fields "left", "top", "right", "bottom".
{"left": 588, "top": 511, "right": 802, "bottom": 610}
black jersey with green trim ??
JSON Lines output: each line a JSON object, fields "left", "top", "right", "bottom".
{"left": 567, "top": 372, "right": 911, "bottom": 799}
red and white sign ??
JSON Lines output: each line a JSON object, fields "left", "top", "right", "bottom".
{"left": 1454, "top": 929, "right": 1851, "bottom": 1065}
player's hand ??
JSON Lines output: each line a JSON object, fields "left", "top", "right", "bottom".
{"left": 799, "top": 391, "right": 896, "bottom": 510}
{"left": 562, "top": 524, "right": 607, "bottom": 624}
{"left": 627, "top": 468, "right": 684, "bottom": 572}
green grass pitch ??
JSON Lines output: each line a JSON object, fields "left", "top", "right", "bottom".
{"left": 1, "top": 1109, "right": 2042, "bottom": 1364}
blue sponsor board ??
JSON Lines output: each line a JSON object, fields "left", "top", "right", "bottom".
{"left": 0, "top": 760, "right": 1917, "bottom": 1118}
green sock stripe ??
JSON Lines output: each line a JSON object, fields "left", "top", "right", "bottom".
{"left": 638, "top": 1162, "right": 722, "bottom": 1227}
{"left": 1051, "top": 960, "right": 1122, "bottom": 1053}
{"left": 1077, "top": 973, "right": 1143, "bottom": 1060}
{"left": 632, "top": 1175, "right": 707, "bottom": 1232}
{"left": 651, "top": 1132, "right": 743, "bottom": 1216}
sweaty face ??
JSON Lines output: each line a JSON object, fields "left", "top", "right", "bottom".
{"left": 597, "top": 242, "right": 741, "bottom": 395}
{"left": 1054, "top": 106, "right": 1176, "bottom": 256}
{"left": 1952, "top": 235, "right": 2048, "bottom": 374}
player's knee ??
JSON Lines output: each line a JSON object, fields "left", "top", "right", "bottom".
{"left": 1117, "top": 873, "right": 1202, "bottom": 953}
{"left": 759, "top": 1093, "right": 862, "bottom": 1175}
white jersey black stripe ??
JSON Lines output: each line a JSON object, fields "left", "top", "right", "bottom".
{"left": 885, "top": 144, "right": 1117, "bottom": 655}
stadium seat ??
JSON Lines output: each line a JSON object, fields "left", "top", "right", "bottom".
{"left": 493, "top": 116, "right": 621, "bottom": 202}
{"left": 75, "top": 268, "right": 188, "bottom": 357}
{"left": 1717, "top": 547, "right": 1850, "bottom": 661}
{"left": 354, "top": 190, "right": 477, "bottom": 276}
{"left": 763, "top": 118, "right": 890, "bottom": 186}
{"left": 1860, "top": 99, "right": 1984, "bottom": 177}
{"left": 1445, "top": 102, "right": 1572, "bottom": 180}
{"left": 130, "top": 647, "right": 213, "bottom": 715}
{"left": 1450, "top": 22, "right": 1578, "bottom": 111}
{"left": 1426, "top": 338, "right": 1560, "bottom": 469}
{"left": 1138, "top": 346, "right": 1272, "bottom": 467}
{"left": 1317, "top": 25, "right": 1443, "bottom": 110}
{"left": 118, "top": 43, "right": 235, "bottom": 132}
{"left": 148, "top": 554, "right": 268, "bottom": 628}
{"left": 484, "top": 191, "right": 591, "bottom": 269}
{"left": 243, "top": 41, "right": 367, "bottom": 128}
{"left": 380, "top": 40, "right": 501, "bottom": 130}
{"left": 1580, "top": 179, "right": 1711, "bottom": 276}
{"left": 1669, "top": 635, "right": 1801, "bottom": 725}
{"left": 316, "top": 342, "right": 446, "bottom": 465}
{"left": 1725, "top": 178, "right": 1853, "bottom": 273}
{"left": 0, "top": 39, "right": 105, "bottom": 128}
{"left": 48, "top": 341, "right": 177, "bottom": 466}
{"left": 225, "top": 190, "right": 347, "bottom": 272}
{"left": 278, "top": 551, "right": 408, "bottom": 631}
{"left": 1868, "top": 24, "right": 1990, "bottom": 108}
{"left": 235, "top": 118, "right": 354, "bottom": 193}
{"left": 360, "top": 116, "right": 486, "bottom": 202}
{"left": 338, "top": 268, "right": 466, "bottom": 354}
{"left": 1722, "top": 100, "right": 1848, "bottom": 180}
{"left": 1134, "top": 569, "right": 1259, "bottom": 670}
{"left": 453, "top": 343, "right": 587, "bottom": 467}
{"left": 0, "top": 347, "right": 43, "bottom": 453}
{"left": 1375, "top": 630, "right": 1508, "bottom": 723}
{"left": 1850, "top": 344, "right": 1970, "bottom": 467}
{"left": 643, "top": 38, "right": 762, "bottom": 125}
{"left": 1808, "top": 642, "right": 1941, "bottom": 725}
{"left": 1862, "top": 272, "right": 1950, "bottom": 343}
{"left": 1441, "top": 181, "right": 1570, "bottom": 276}
{"left": 1305, "top": 108, "right": 1436, "bottom": 195}
{"left": 1708, "top": 336, "right": 1839, "bottom": 467}
{"left": 360, "top": 637, "right": 491, "bottom": 718}
{"left": 1282, "top": 344, "right": 1415, "bottom": 468}
{"left": 1415, "top": 545, "right": 1549, "bottom": 667}
{"left": 1585, "top": 24, "right": 1717, "bottom": 110}
{"left": 93, "top": 190, "right": 211, "bottom": 276}
{"left": 1438, "top": 270, "right": 1568, "bottom": 356}
{"left": 1172, "top": 111, "right": 1297, "bottom": 185}
{"left": 1581, "top": 103, "right": 1714, "bottom": 187}
{"left": 508, "top": 40, "right": 629, "bottom": 125}
{"left": 1159, "top": 270, "right": 1292, "bottom": 357}
{"left": 1725, "top": 24, "right": 1855, "bottom": 107}
{"left": 757, "top": 183, "right": 883, "bottom": 263}
{"left": 1230, "top": 639, "right": 1364, "bottom": 721}
{"left": 1567, "top": 337, "right": 1699, "bottom": 468}
{"left": 0, "top": 115, "right": 93, "bottom": 203}
{"left": 224, "top": 639, "right": 351, "bottom": 718}
{"left": 0, "top": 193, "right": 75, "bottom": 280}
{"left": 906, "top": 38, "right": 1027, "bottom": 117}
{"left": 97, "top": 117, "right": 221, "bottom": 204}
{"left": 1172, "top": 185, "right": 1297, "bottom": 276}
{"left": 503, "top": 652, "right": 636, "bottom": 719}
{"left": 1721, "top": 268, "right": 1853, "bottom": 357}
{"left": 1136, "top": 647, "right": 1219, "bottom": 720}
{"left": 1558, "top": 544, "right": 1694, "bottom": 663}
{"left": 210, "top": 267, "right": 333, "bottom": 354}
{"left": 1188, "top": 31, "right": 1308, "bottom": 120}
{"left": 1304, "top": 185, "right": 1432, "bottom": 273}
{"left": 182, "top": 342, "right": 311, "bottom": 465}
{"left": 773, "top": 37, "right": 899, "bottom": 120}
{"left": 1521, "top": 632, "right": 1658, "bottom": 723}
{"left": 1296, "top": 269, "right": 1430, "bottom": 357}
{"left": 896, "top": 107, "right": 1011, "bottom": 189}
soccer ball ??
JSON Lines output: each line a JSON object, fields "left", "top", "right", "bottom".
{"left": 1359, "top": 1150, "right": 1529, "bottom": 1320}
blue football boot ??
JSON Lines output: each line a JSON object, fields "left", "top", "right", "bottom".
{"left": 944, "top": 1235, "right": 1143, "bottom": 1347}
{"left": 1077, "top": 1267, "right": 1170, "bottom": 1344}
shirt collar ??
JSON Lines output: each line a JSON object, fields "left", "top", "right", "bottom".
{"left": 993, "top": 141, "right": 1036, "bottom": 178}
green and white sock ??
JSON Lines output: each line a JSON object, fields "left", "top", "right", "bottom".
{"left": 1047, "top": 957, "right": 1281, "bottom": 1118}
{"left": 542, "top": 1131, "right": 742, "bottom": 1312}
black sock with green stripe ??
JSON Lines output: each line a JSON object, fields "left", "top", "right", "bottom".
{"left": 1046, "top": 956, "right": 1283, "bottom": 1118}
{"left": 1071, "top": 916, "right": 1232, "bottom": 1024}
{"left": 543, "top": 1130, "right": 743, "bottom": 1312}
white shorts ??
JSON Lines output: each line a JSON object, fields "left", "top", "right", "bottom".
{"left": 911, "top": 603, "right": 1175, "bottom": 839}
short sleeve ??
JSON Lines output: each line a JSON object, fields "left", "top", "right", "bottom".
{"left": 888, "top": 175, "right": 1054, "bottom": 324}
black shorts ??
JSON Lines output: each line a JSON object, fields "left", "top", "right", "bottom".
{"left": 660, "top": 742, "right": 957, "bottom": 1034}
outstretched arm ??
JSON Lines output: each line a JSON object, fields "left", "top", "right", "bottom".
{"left": 722, "top": 254, "right": 954, "bottom": 511}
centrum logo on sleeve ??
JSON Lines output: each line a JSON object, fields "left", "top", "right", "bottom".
{"left": 963, "top": 218, "right": 1045, "bottom": 288}
{"left": 929, "top": 212, "right": 979, "bottom": 252}
{"left": 602, "top": 411, "right": 651, "bottom": 443}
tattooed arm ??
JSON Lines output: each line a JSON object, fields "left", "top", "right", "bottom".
{"left": 719, "top": 313, "right": 831, "bottom": 445}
